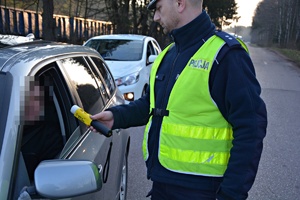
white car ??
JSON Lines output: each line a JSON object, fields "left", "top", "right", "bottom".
{"left": 84, "top": 34, "right": 161, "bottom": 103}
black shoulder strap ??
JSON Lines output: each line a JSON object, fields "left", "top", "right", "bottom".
{"left": 209, "top": 31, "right": 247, "bottom": 91}
{"left": 214, "top": 31, "right": 246, "bottom": 64}
{"left": 215, "top": 31, "right": 241, "bottom": 48}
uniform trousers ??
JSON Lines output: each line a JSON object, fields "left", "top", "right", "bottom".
{"left": 149, "top": 181, "right": 218, "bottom": 200}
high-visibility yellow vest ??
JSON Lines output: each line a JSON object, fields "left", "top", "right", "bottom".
{"left": 143, "top": 35, "right": 246, "bottom": 177}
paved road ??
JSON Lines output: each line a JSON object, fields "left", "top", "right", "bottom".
{"left": 126, "top": 45, "right": 300, "bottom": 200}
{"left": 127, "top": 126, "right": 151, "bottom": 200}
{"left": 247, "top": 46, "right": 300, "bottom": 199}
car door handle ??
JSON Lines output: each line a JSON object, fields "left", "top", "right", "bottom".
{"left": 98, "top": 164, "right": 103, "bottom": 173}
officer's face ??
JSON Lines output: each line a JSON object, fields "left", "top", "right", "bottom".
{"left": 153, "top": 0, "right": 180, "bottom": 34}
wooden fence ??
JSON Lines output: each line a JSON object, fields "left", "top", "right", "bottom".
{"left": 0, "top": 5, "right": 112, "bottom": 44}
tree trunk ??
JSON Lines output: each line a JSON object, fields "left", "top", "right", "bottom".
{"left": 42, "top": 0, "right": 55, "bottom": 41}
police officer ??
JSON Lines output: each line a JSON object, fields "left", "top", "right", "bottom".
{"left": 91, "top": 0, "right": 268, "bottom": 199}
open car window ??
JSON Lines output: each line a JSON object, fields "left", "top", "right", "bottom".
{"left": 20, "top": 70, "right": 65, "bottom": 181}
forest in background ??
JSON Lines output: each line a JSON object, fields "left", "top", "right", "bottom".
{"left": 251, "top": 0, "right": 300, "bottom": 50}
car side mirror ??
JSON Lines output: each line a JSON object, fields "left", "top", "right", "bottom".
{"left": 33, "top": 160, "right": 102, "bottom": 199}
{"left": 148, "top": 55, "right": 158, "bottom": 64}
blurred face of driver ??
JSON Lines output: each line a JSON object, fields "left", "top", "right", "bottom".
{"left": 24, "top": 80, "right": 45, "bottom": 123}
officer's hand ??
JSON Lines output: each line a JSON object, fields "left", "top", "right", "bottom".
{"left": 90, "top": 111, "right": 114, "bottom": 132}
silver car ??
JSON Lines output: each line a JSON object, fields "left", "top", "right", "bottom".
{"left": 0, "top": 40, "right": 130, "bottom": 200}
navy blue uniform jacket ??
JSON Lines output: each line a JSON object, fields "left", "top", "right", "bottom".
{"left": 109, "top": 10, "right": 268, "bottom": 200}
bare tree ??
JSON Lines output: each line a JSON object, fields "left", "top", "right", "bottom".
{"left": 296, "top": 0, "right": 300, "bottom": 49}
{"left": 252, "top": 0, "right": 300, "bottom": 50}
{"left": 204, "top": 0, "right": 238, "bottom": 29}
{"left": 252, "top": 0, "right": 278, "bottom": 46}
{"left": 42, "top": 0, "right": 55, "bottom": 40}
{"left": 103, "top": 0, "right": 130, "bottom": 33}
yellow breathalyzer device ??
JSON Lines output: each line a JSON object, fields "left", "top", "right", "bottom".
{"left": 70, "top": 105, "right": 112, "bottom": 137}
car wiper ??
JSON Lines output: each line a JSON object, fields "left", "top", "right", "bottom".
{"left": 103, "top": 57, "right": 121, "bottom": 61}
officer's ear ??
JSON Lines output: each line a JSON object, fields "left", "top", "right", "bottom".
{"left": 176, "top": 0, "right": 186, "bottom": 12}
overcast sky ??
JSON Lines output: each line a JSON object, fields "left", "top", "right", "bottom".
{"left": 235, "top": 0, "right": 263, "bottom": 27}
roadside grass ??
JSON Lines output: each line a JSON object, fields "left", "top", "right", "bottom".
{"left": 271, "top": 48, "right": 300, "bottom": 68}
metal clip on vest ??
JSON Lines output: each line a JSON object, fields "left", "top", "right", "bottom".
{"left": 151, "top": 108, "right": 169, "bottom": 117}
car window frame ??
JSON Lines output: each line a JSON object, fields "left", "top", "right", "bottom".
{"left": 85, "top": 56, "right": 110, "bottom": 103}
{"left": 0, "top": 72, "right": 12, "bottom": 152}
{"left": 26, "top": 59, "right": 85, "bottom": 159}
{"left": 43, "top": 67, "right": 79, "bottom": 143}
{"left": 146, "top": 40, "right": 156, "bottom": 65}
{"left": 89, "top": 56, "right": 117, "bottom": 100}
{"left": 151, "top": 40, "right": 161, "bottom": 55}
{"left": 16, "top": 62, "right": 76, "bottom": 190}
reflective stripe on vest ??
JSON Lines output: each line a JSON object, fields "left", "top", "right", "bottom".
{"left": 143, "top": 35, "right": 246, "bottom": 177}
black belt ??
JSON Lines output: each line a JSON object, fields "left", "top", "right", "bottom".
{"left": 151, "top": 108, "right": 169, "bottom": 117}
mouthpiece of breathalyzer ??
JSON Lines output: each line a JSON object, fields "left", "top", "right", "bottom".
{"left": 70, "top": 105, "right": 112, "bottom": 137}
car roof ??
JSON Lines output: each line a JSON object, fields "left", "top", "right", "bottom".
{"left": 86, "top": 34, "right": 150, "bottom": 41}
{"left": 0, "top": 40, "right": 100, "bottom": 72}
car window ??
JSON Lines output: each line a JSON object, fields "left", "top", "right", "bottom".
{"left": 19, "top": 58, "right": 111, "bottom": 183}
{"left": 90, "top": 56, "right": 116, "bottom": 98}
{"left": 43, "top": 67, "right": 81, "bottom": 157}
{"left": 60, "top": 56, "right": 105, "bottom": 115}
{"left": 85, "top": 39, "right": 143, "bottom": 61}
{"left": 16, "top": 62, "right": 89, "bottom": 196}
{"left": 20, "top": 74, "right": 65, "bottom": 180}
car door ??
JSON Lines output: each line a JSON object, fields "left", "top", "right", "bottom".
{"left": 56, "top": 55, "right": 113, "bottom": 199}
{"left": 58, "top": 55, "right": 129, "bottom": 200}
{"left": 88, "top": 56, "right": 129, "bottom": 200}
{"left": 13, "top": 54, "right": 126, "bottom": 200}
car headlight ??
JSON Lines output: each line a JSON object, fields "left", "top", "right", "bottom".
{"left": 115, "top": 72, "right": 140, "bottom": 86}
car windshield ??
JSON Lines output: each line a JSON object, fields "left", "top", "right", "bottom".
{"left": 85, "top": 39, "right": 143, "bottom": 61}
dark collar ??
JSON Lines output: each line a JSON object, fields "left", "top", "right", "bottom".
{"left": 170, "top": 10, "right": 216, "bottom": 52}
